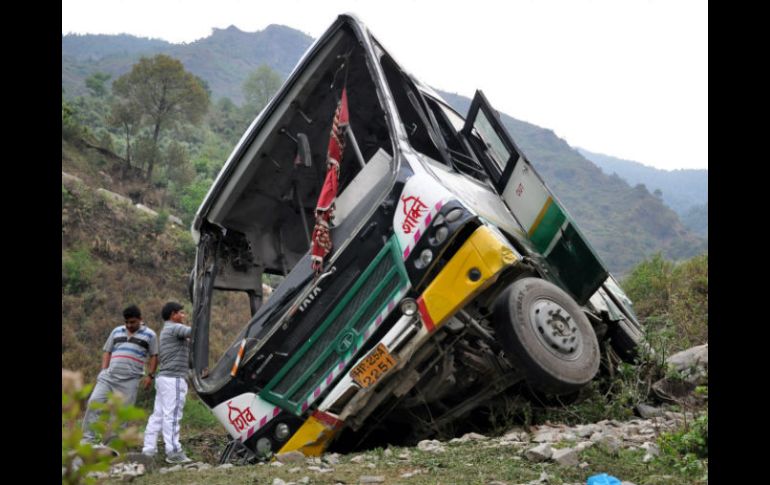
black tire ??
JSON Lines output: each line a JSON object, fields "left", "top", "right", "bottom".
{"left": 493, "top": 277, "right": 600, "bottom": 395}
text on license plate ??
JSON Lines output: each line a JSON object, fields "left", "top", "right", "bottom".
{"left": 349, "top": 343, "right": 396, "bottom": 388}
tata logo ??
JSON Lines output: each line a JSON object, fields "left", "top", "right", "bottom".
{"left": 299, "top": 286, "right": 322, "bottom": 312}
{"left": 336, "top": 329, "right": 358, "bottom": 354}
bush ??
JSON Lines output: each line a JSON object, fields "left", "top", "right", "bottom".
{"left": 63, "top": 247, "right": 98, "bottom": 294}
{"left": 153, "top": 211, "right": 169, "bottom": 235}
{"left": 62, "top": 369, "right": 146, "bottom": 485}
{"left": 623, "top": 252, "right": 708, "bottom": 353}
{"left": 657, "top": 412, "right": 708, "bottom": 478}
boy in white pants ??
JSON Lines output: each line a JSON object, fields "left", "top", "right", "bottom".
{"left": 142, "top": 302, "right": 193, "bottom": 463}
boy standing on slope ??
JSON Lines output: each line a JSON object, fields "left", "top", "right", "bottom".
{"left": 141, "top": 302, "right": 193, "bottom": 464}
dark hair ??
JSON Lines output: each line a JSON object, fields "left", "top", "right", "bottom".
{"left": 161, "top": 301, "right": 184, "bottom": 320}
{"left": 123, "top": 305, "right": 142, "bottom": 320}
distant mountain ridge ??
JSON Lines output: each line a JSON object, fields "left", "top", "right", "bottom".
{"left": 61, "top": 27, "right": 706, "bottom": 274}
{"left": 63, "top": 25, "right": 314, "bottom": 103}
{"left": 576, "top": 148, "right": 707, "bottom": 214}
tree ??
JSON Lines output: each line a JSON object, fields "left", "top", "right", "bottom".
{"left": 242, "top": 64, "right": 282, "bottom": 116}
{"left": 85, "top": 72, "right": 111, "bottom": 98}
{"left": 112, "top": 55, "right": 210, "bottom": 181}
{"left": 107, "top": 99, "right": 142, "bottom": 178}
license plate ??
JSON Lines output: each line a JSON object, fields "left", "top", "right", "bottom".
{"left": 350, "top": 343, "right": 396, "bottom": 388}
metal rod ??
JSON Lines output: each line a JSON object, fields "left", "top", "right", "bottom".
{"left": 295, "top": 183, "right": 311, "bottom": 245}
{"left": 344, "top": 124, "right": 366, "bottom": 169}
{"left": 297, "top": 108, "right": 313, "bottom": 124}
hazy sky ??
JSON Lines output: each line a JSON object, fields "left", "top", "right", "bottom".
{"left": 62, "top": 0, "right": 708, "bottom": 171}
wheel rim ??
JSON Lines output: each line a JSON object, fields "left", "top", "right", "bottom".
{"left": 529, "top": 297, "right": 583, "bottom": 360}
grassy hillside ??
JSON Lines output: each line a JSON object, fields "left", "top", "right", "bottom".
{"left": 62, "top": 140, "right": 250, "bottom": 384}
{"left": 622, "top": 252, "right": 708, "bottom": 354}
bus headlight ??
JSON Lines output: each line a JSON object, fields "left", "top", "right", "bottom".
{"left": 431, "top": 226, "right": 449, "bottom": 245}
{"left": 444, "top": 207, "right": 464, "bottom": 223}
{"left": 274, "top": 423, "right": 291, "bottom": 441}
{"left": 256, "top": 437, "right": 272, "bottom": 455}
{"left": 414, "top": 249, "right": 433, "bottom": 269}
{"left": 400, "top": 298, "right": 418, "bottom": 316}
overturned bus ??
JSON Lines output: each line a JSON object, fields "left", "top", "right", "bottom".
{"left": 189, "top": 14, "right": 644, "bottom": 460}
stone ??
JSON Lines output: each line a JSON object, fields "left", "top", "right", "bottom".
{"left": 62, "top": 172, "right": 83, "bottom": 184}
{"left": 397, "top": 452, "right": 410, "bottom": 460}
{"left": 533, "top": 431, "right": 559, "bottom": 443}
{"left": 599, "top": 435, "right": 621, "bottom": 455}
{"left": 169, "top": 214, "right": 184, "bottom": 226}
{"left": 462, "top": 432, "right": 488, "bottom": 441}
{"left": 383, "top": 448, "right": 393, "bottom": 457}
{"left": 641, "top": 442, "right": 660, "bottom": 457}
{"left": 97, "top": 188, "right": 132, "bottom": 205}
{"left": 307, "top": 466, "right": 333, "bottom": 473}
{"left": 135, "top": 203, "right": 158, "bottom": 217}
{"left": 501, "top": 430, "right": 529, "bottom": 442}
{"left": 636, "top": 403, "right": 664, "bottom": 419}
{"left": 359, "top": 476, "right": 386, "bottom": 483}
{"left": 276, "top": 451, "right": 306, "bottom": 463}
{"left": 299, "top": 477, "right": 310, "bottom": 484}
{"left": 667, "top": 344, "right": 708, "bottom": 384}
{"left": 323, "top": 452, "right": 341, "bottom": 464}
{"left": 350, "top": 455, "right": 366, "bottom": 464}
{"left": 524, "top": 443, "right": 553, "bottom": 462}
{"left": 552, "top": 447, "right": 579, "bottom": 466}
{"left": 487, "top": 481, "right": 508, "bottom": 485}
{"left": 400, "top": 469, "right": 424, "bottom": 478}
{"left": 643, "top": 453, "right": 655, "bottom": 463}
{"left": 272, "top": 479, "right": 287, "bottom": 485}
{"left": 159, "top": 465, "right": 183, "bottom": 474}
{"left": 270, "top": 460, "right": 285, "bottom": 467}
{"left": 574, "top": 441, "right": 594, "bottom": 452}
{"left": 216, "top": 463, "right": 234, "bottom": 469}
{"left": 417, "top": 439, "right": 445, "bottom": 453}
{"left": 575, "top": 424, "right": 598, "bottom": 438}
{"left": 289, "top": 467, "right": 302, "bottom": 473}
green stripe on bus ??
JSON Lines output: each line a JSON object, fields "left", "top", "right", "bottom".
{"left": 529, "top": 201, "right": 566, "bottom": 253}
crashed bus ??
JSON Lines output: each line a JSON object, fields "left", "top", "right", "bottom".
{"left": 189, "top": 14, "right": 644, "bottom": 461}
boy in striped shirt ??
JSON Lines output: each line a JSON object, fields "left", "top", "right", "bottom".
{"left": 82, "top": 305, "right": 159, "bottom": 444}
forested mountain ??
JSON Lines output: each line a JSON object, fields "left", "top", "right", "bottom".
{"left": 576, "top": 148, "right": 707, "bottom": 214}
{"left": 62, "top": 26, "right": 706, "bottom": 275}
{"left": 63, "top": 25, "right": 313, "bottom": 103}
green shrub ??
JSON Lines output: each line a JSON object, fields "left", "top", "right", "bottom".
{"left": 153, "top": 211, "right": 169, "bottom": 235}
{"left": 63, "top": 247, "right": 98, "bottom": 294}
{"left": 657, "top": 412, "right": 708, "bottom": 478}
{"left": 62, "top": 369, "right": 146, "bottom": 485}
{"left": 623, "top": 252, "right": 708, "bottom": 353}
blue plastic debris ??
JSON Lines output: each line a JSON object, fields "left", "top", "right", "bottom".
{"left": 586, "top": 473, "right": 622, "bottom": 485}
